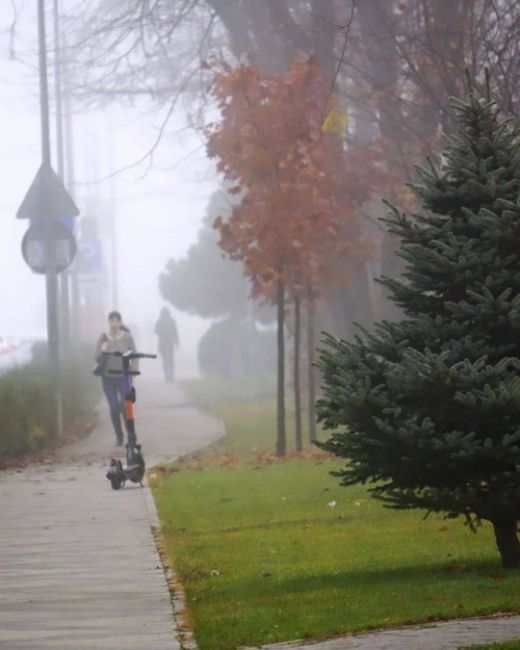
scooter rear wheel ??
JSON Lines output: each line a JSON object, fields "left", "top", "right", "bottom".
{"left": 129, "top": 455, "right": 145, "bottom": 483}
{"left": 110, "top": 476, "right": 123, "bottom": 490}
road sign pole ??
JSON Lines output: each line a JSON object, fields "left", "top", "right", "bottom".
{"left": 53, "top": 0, "right": 72, "bottom": 356}
{"left": 38, "top": 0, "right": 63, "bottom": 438}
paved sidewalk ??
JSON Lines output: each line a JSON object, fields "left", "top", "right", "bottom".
{"left": 2, "top": 374, "right": 520, "bottom": 650}
{"left": 243, "top": 615, "right": 520, "bottom": 649}
{"left": 0, "top": 374, "right": 225, "bottom": 650}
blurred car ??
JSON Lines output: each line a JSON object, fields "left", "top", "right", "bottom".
{"left": 0, "top": 336, "right": 15, "bottom": 355}
{"left": 0, "top": 336, "right": 33, "bottom": 372}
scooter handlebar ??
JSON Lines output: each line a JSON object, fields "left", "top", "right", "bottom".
{"left": 103, "top": 351, "right": 157, "bottom": 360}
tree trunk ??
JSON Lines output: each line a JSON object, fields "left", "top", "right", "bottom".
{"left": 206, "top": 0, "right": 255, "bottom": 57}
{"left": 356, "top": 0, "right": 403, "bottom": 146}
{"left": 325, "top": 258, "right": 374, "bottom": 340}
{"left": 310, "top": 0, "right": 337, "bottom": 80}
{"left": 276, "top": 280, "right": 286, "bottom": 457}
{"left": 265, "top": 0, "right": 313, "bottom": 69}
{"left": 491, "top": 517, "right": 520, "bottom": 569}
{"left": 293, "top": 295, "right": 303, "bottom": 452}
{"left": 307, "top": 299, "right": 317, "bottom": 443}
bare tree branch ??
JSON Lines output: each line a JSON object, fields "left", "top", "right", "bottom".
{"left": 321, "top": 0, "right": 356, "bottom": 124}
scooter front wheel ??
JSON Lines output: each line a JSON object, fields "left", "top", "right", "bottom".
{"left": 110, "top": 476, "right": 123, "bottom": 490}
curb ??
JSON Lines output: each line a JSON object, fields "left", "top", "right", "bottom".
{"left": 141, "top": 427, "right": 226, "bottom": 650}
{"left": 143, "top": 479, "right": 199, "bottom": 650}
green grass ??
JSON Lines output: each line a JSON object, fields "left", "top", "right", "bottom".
{"left": 152, "top": 381, "right": 520, "bottom": 650}
{"left": 181, "top": 376, "right": 325, "bottom": 454}
{"left": 459, "top": 642, "right": 520, "bottom": 649}
{"left": 181, "top": 374, "right": 276, "bottom": 407}
{"left": 153, "top": 459, "right": 520, "bottom": 650}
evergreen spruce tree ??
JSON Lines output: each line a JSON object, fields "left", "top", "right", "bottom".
{"left": 317, "top": 82, "right": 520, "bottom": 568}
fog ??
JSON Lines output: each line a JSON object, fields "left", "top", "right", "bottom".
{"left": 3, "top": 1, "right": 518, "bottom": 384}
{"left": 0, "top": 3, "right": 217, "bottom": 376}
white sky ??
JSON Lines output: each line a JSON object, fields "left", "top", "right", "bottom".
{"left": 0, "top": 2, "right": 219, "bottom": 376}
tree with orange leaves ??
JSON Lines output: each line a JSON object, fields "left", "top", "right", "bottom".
{"left": 207, "top": 56, "right": 374, "bottom": 456}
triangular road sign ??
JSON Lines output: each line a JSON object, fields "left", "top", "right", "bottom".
{"left": 16, "top": 163, "right": 79, "bottom": 220}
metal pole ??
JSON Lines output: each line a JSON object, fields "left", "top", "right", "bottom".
{"left": 38, "top": 0, "right": 51, "bottom": 167}
{"left": 61, "top": 29, "right": 80, "bottom": 338}
{"left": 38, "top": 0, "right": 63, "bottom": 437}
{"left": 53, "top": 0, "right": 71, "bottom": 356}
{"left": 110, "top": 176, "right": 118, "bottom": 309}
{"left": 108, "top": 113, "right": 118, "bottom": 309}
{"left": 52, "top": 0, "right": 64, "bottom": 178}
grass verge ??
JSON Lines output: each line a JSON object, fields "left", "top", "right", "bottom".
{"left": 151, "top": 379, "right": 520, "bottom": 650}
{"left": 460, "top": 642, "right": 520, "bottom": 649}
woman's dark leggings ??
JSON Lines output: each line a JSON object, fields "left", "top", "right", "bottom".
{"left": 101, "top": 377, "right": 130, "bottom": 444}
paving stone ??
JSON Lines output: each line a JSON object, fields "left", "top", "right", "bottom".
{"left": 241, "top": 615, "right": 520, "bottom": 649}
{"left": 0, "top": 376, "right": 224, "bottom": 650}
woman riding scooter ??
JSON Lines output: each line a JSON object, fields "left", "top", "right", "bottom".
{"left": 94, "top": 311, "right": 137, "bottom": 447}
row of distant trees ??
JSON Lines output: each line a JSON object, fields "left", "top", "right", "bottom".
{"left": 63, "top": 1, "right": 520, "bottom": 567}
{"left": 67, "top": 0, "right": 520, "bottom": 455}
{"left": 158, "top": 191, "right": 277, "bottom": 382}
{"left": 70, "top": 0, "right": 520, "bottom": 331}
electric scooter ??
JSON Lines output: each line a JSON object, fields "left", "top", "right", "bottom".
{"left": 104, "top": 350, "right": 156, "bottom": 490}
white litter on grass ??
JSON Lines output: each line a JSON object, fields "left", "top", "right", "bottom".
{"left": 327, "top": 500, "right": 337, "bottom": 509}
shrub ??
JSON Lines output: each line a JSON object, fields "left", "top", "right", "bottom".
{"left": 0, "top": 343, "right": 100, "bottom": 458}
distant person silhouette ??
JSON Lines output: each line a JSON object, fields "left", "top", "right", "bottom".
{"left": 154, "top": 307, "right": 179, "bottom": 382}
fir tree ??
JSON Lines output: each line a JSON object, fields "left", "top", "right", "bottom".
{"left": 317, "top": 82, "right": 520, "bottom": 569}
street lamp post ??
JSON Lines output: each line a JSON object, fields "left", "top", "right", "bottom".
{"left": 38, "top": 0, "right": 63, "bottom": 437}
{"left": 53, "top": 0, "right": 75, "bottom": 355}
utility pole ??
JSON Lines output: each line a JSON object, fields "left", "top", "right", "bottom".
{"left": 17, "top": 0, "right": 78, "bottom": 439}
{"left": 108, "top": 111, "right": 118, "bottom": 309}
{"left": 38, "top": 0, "right": 62, "bottom": 437}
{"left": 110, "top": 167, "right": 118, "bottom": 310}
{"left": 53, "top": 0, "right": 71, "bottom": 355}
{"left": 61, "top": 27, "right": 80, "bottom": 337}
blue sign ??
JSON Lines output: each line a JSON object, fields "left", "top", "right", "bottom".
{"left": 76, "top": 238, "right": 102, "bottom": 273}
